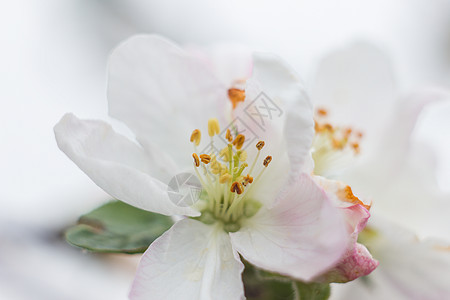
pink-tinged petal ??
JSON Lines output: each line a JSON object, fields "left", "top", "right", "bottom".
{"left": 331, "top": 215, "right": 450, "bottom": 300}
{"left": 313, "top": 176, "right": 371, "bottom": 235}
{"left": 107, "top": 34, "right": 226, "bottom": 170}
{"left": 316, "top": 243, "right": 378, "bottom": 283}
{"left": 54, "top": 113, "right": 199, "bottom": 217}
{"left": 230, "top": 173, "right": 347, "bottom": 281}
{"left": 130, "top": 219, "right": 244, "bottom": 300}
{"left": 311, "top": 42, "right": 396, "bottom": 152}
{"left": 341, "top": 204, "right": 370, "bottom": 235}
{"left": 307, "top": 177, "right": 376, "bottom": 283}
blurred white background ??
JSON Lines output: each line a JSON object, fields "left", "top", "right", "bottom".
{"left": 1, "top": 0, "right": 449, "bottom": 299}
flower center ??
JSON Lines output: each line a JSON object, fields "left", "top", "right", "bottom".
{"left": 189, "top": 118, "right": 271, "bottom": 232}
{"left": 312, "top": 108, "right": 363, "bottom": 177}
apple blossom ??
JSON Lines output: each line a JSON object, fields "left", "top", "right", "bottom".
{"left": 308, "top": 42, "right": 450, "bottom": 299}
{"left": 54, "top": 35, "right": 349, "bottom": 300}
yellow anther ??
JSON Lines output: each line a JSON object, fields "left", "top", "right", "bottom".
{"left": 200, "top": 154, "right": 211, "bottom": 164}
{"left": 219, "top": 147, "right": 230, "bottom": 162}
{"left": 228, "top": 88, "right": 246, "bottom": 109}
{"left": 263, "top": 156, "right": 272, "bottom": 167}
{"left": 242, "top": 174, "right": 253, "bottom": 186}
{"left": 323, "top": 123, "right": 333, "bottom": 132}
{"left": 256, "top": 141, "right": 265, "bottom": 150}
{"left": 316, "top": 108, "right": 328, "bottom": 117}
{"left": 332, "top": 138, "right": 344, "bottom": 150}
{"left": 351, "top": 143, "right": 360, "bottom": 154}
{"left": 208, "top": 118, "right": 220, "bottom": 137}
{"left": 226, "top": 129, "right": 233, "bottom": 142}
{"left": 219, "top": 173, "right": 232, "bottom": 184}
{"left": 238, "top": 150, "right": 248, "bottom": 162}
{"left": 344, "top": 128, "right": 352, "bottom": 137}
{"left": 233, "top": 134, "right": 246, "bottom": 150}
{"left": 192, "top": 153, "right": 200, "bottom": 167}
{"left": 190, "top": 129, "right": 201, "bottom": 146}
{"left": 230, "top": 181, "right": 244, "bottom": 195}
{"left": 210, "top": 156, "right": 225, "bottom": 174}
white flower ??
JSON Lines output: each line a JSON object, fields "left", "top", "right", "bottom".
{"left": 54, "top": 35, "right": 348, "bottom": 300}
{"left": 308, "top": 42, "right": 450, "bottom": 299}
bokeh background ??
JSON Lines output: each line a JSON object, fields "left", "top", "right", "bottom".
{"left": 1, "top": 0, "right": 450, "bottom": 299}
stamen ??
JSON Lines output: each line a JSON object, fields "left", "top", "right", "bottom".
{"left": 256, "top": 141, "right": 265, "bottom": 150}
{"left": 226, "top": 129, "right": 233, "bottom": 142}
{"left": 242, "top": 174, "right": 253, "bottom": 186}
{"left": 235, "top": 162, "right": 248, "bottom": 178}
{"left": 228, "top": 88, "right": 246, "bottom": 109}
{"left": 233, "top": 134, "right": 246, "bottom": 150}
{"left": 190, "top": 129, "right": 201, "bottom": 146}
{"left": 210, "top": 155, "right": 225, "bottom": 174}
{"left": 263, "top": 156, "right": 272, "bottom": 167}
{"left": 317, "top": 108, "right": 328, "bottom": 117}
{"left": 230, "top": 181, "right": 244, "bottom": 194}
{"left": 351, "top": 143, "right": 360, "bottom": 154}
{"left": 208, "top": 118, "right": 220, "bottom": 137}
{"left": 344, "top": 128, "right": 352, "bottom": 137}
{"left": 219, "top": 147, "right": 230, "bottom": 162}
{"left": 219, "top": 173, "right": 232, "bottom": 184}
{"left": 228, "top": 144, "right": 234, "bottom": 173}
{"left": 237, "top": 151, "right": 247, "bottom": 162}
{"left": 248, "top": 140, "right": 264, "bottom": 175}
{"left": 313, "top": 108, "right": 365, "bottom": 174}
{"left": 188, "top": 121, "right": 267, "bottom": 225}
{"left": 323, "top": 123, "right": 333, "bottom": 132}
{"left": 192, "top": 153, "right": 200, "bottom": 167}
{"left": 332, "top": 138, "right": 344, "bottom": 150}
{"left": 200, "top": 154, "right": 211, "bottom": 164}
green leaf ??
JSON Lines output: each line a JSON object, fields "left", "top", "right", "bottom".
{"left": 241, "top": 260, "right": 332, "bottom": 300}
{"left": 242, "top": 261, "right": 297, "bottom": 300}
{"left": 294, "top": 281, "right": 331, "bottom": 300}
{"left": 65, "top": 200, "right": 173, "bottom": 254}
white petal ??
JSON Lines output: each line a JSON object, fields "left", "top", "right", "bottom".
{"left": 354, "top": 89, "right": 450, "bottom": 176}
{"left": 54, "top": 113, "right": 199, "bottom": 217}
{"left": 130, "top": 219, "right": 244, "bottom": 300}
{"left": 342, "top": 89, "right": 450, "bottom": 239}
{"left": 230, "top": 174, "right": 347, "bottom": 281}
{"left": 331, "top": 215, "right": 450, "bottom": 300}
{"left": 187, "top": 43, "right": 253, "bottom": 87}
{"left": 230, "top": 53, "right": 314, "bottom": 204}
{"left": 311, "top": 42, "right": 396, "bottom": 152}
{"left": 284, "top": 95, "right": 315, "bottom": 177}
{"left": 369, "top": 88, "right": 450, "bottom": 171}
{"left": 107, "top": 34, "right": 226, "bottom": 169}
{"left": 253, "top": 52, "right": 314, "bottom": 174}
